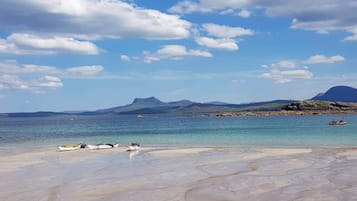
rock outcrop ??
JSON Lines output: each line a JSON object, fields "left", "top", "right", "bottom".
{"left": 282, "top": 100, "right": 357, "bottom": 111}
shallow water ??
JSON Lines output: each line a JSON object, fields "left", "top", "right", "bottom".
{"left": 0, "top": 114, "right": 356, "bottom": 147}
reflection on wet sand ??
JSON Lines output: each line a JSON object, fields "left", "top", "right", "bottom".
{"left": 0, "top": 147, "right": 357, "bottom": 201}
{"left": 129, "top": 150, "right": 140, "bottom": 159}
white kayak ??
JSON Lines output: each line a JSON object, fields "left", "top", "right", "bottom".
{"left": 88, "top": 143, "right": 119, "bottom": 150}
{"left": 58, "top": 144, "right": 81, "bottom": 151}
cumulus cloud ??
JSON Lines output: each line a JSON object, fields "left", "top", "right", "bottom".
{"left": 202, "top": 23, "right": 254, "bottom": 38}
{"left": 195, "top": 37, "right": 238, "bottom": 51}
{"left": 144, "top": 45, "right": 212, "bottom": 63}
{"left": 261, "top": 69, "right": 313, "bottom": 83}
{"left": 0, "top": 33, "right": 100, "bottom": 55}
{"left": 304, "top": 55, "right": 345, "bottom": 64}
{"left": 194, "top": 24, "right": 252, "bottom": 51}
{"left": 171, "top": 0, "right": 357, "bottom": 41}
{"left": 0, "top": 0, "right": 191, "bottom": 40}
{"left": 261, "top": 54, "right": 345, "bottom": 83}
{"left": 0, "top": 60, "right": 106, "bottom": 91}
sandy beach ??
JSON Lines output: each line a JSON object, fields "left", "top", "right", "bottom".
{"left": 1, "top": 146, "right": 357, "bottom": 201}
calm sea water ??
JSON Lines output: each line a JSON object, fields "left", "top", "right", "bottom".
{"left": 0, "top": 114, "right": 356, "bottom": 148}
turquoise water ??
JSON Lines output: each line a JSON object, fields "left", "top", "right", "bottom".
{"left": 0, "top": 114, "right": 356, "bottom": 147}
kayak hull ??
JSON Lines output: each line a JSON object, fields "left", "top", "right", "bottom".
{"left": 88, "top": 143, "right": 119, "bottom": 150}
{"left": 58, "top": 145, "right": 81, "bottom": 151}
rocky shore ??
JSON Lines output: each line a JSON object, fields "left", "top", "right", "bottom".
{"left": 214, "top": 100, "right": 357, "bottom": 117}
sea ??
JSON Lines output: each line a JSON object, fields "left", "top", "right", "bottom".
{"left": 0, "top": 114, "right": 356, "bottom": 148}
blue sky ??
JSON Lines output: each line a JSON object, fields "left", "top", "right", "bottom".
{"left": 0, "top": 0, "right": 356, "bottom": 112}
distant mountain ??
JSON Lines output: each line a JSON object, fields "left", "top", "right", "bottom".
{"left": 204, "top": 101, "right": 230, "bottom": 105}
{"left": 1, "top": 97, "right": 295, "bottom": 117}
{"left": 168, "top": 99, "right": 195, "bottom": 107}
{"left": 312, "top": 86, "right": 357, "bottom": 102}
{"left": 96, "top": 97, "right": 167, "bottom": 114}
{"left": 131, "top": 97, "right": 165, "bottom": 107}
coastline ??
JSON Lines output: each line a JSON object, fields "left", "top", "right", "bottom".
{"left": 214, "top": 110, "right": 357, "bottom": 117}
{"left": 1, "top": 146, "right": 357, "bottom": 201}
{"left": 214, "top": 100, "right": 357, "bottom": 117}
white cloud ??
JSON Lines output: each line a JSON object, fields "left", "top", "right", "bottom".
{"left": 171, "top": 0, "right": 357, "bottom": 41}
{"left": 0, "top": 60, "right": 106, "bottom": 92}
{"left": 202, "top": 23, "right": 254, "bottom": 38}
{"left": 0, "top": 75, "right": 30, "bottom": 90}
{"left": 195, "top": 37, "right": 238, "bottom": 51}
{"left": 264, "top": 55, "right": 345, "bottom": 70}
{"left": 37, "top": 76, "right": 63, "bottom": 88}
{"left": 121, "top": 55, "right": 131, "bottom": 62}
{"left": 0, "top": 60, "right": 104, "bottom": 77}
{"left": 1, "top": 33, "right": 100, "bottom": 55}
{"left": 65, "top": 66, "right": 104, "bottom": 76}
{"left": 344, "top": 34, "right": 357, "bottom": 41}
{"left": 0, "top": 74, "right": 63, "bottom": 91}
{"left": 304, "top": 55, "right": 345, "bottom": 64}
{"left": 261, "top": 54, "right": 345, "bottom": 83}
{"left": 144, "top": 45, "right": 212, "bottom": 63}
{"left": 169, "top": 0, "right": 252, "bottom": 14}
{"left": 270, "top": 60, "right": 298, "bottom": 68}
{"left": 0, "top": 60, "right": 59, "bottom": 74}
{"left": 261, "top": 69, "right": 313, "bottom": 83}
{"left": 260, "top": 0, "right": 357, "bottom": 41}
{"left": 219, "top": 9, "right": 235, "bottom": 15}
{"left": 237, "top": 9, "right": 251, "bottom": 18}
{"left": 219, "top": 8, "right": 251, "bottom": 18}
{"left": 0, "top": 0, "right": 191, "bottom": 40}
{"left": 343, "top": 28, "right": 357, "bottom": 41}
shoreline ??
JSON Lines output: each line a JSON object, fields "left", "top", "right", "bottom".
{"left": 214, "top": 110, "right": 357, "bottom": 117}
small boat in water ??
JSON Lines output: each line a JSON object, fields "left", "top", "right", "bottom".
{"left": 87, "top": 143, "right": 119, "bottom": 150}
{"left": 329, "top": 120, "right": 348, "bottom": 125}
{"left": 128, "top": 142, "right": 140, "bottom": 151}
{"left": 58, "top": 143, "right": 84, "bottom": 151}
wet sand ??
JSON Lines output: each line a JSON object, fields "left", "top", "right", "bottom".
{"left": 1, "top": 146, "right": 357, "bottom": 201}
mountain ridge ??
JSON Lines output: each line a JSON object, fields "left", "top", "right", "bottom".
{"left": 3, "top": 85, "right": 357, "bottom": 117}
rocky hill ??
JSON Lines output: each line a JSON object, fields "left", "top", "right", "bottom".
{"left": 282, "top": 100, "right": 357, "bottom": 111}
{"left": 214, "top": 100, "right": 357, "bottom": 117}
{"left": 312, "top": 86, "right": 357, "bottom": 102}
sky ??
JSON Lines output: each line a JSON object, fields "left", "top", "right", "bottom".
{"left": 0, "top": 0, "right": 356, "bottom": 112}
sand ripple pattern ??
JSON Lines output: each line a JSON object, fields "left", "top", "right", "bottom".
{"left": 0, "top": 147, "right": 357, "bottom": 201}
